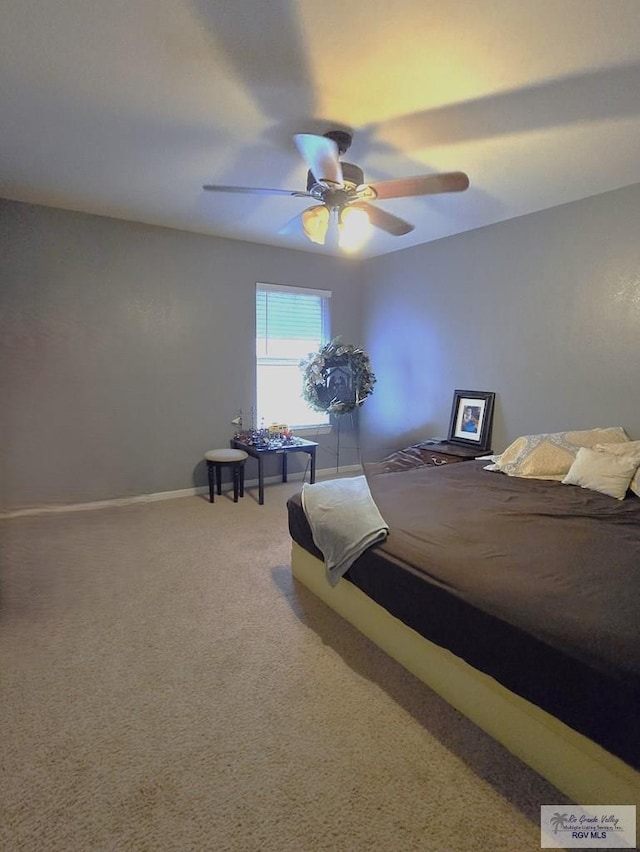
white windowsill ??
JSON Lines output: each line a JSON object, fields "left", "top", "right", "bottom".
{"left": 292, "top": 424, "right": 332, "bottom": 435}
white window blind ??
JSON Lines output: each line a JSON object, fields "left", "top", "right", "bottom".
{"left": 256, "top": 283, "right": 331, "bottom": 429}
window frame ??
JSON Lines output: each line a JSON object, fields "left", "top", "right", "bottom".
{"left": 256, "top": 282, "right": 332, "bottom": 431}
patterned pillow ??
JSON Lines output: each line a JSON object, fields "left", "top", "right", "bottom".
{"left": 594, "top": 441, "right": 640, "bottom": 497}
{"left": 492, "top": 427, "right": 630, "bottom": 480}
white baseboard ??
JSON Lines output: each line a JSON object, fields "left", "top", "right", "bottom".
{"left": 0, "top": 464, "right": 363, "bottom": 519}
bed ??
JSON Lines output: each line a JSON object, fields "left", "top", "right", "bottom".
{"left": 287, "top": 451, "right": 640, "bottom": 806}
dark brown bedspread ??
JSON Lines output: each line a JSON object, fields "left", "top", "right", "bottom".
{"left": 287, "top": 461, "right": 640, "bottom": 767}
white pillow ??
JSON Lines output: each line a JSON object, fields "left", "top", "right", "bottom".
{"left": 562, "top": 447, "right": 640, "bottom": 500}
{"left": 594, "top": 441, "right": 640, "bottom": 498}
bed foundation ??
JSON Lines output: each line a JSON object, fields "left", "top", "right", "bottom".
{"left": 291, "top": 541, "right": 640, "bottom": 808}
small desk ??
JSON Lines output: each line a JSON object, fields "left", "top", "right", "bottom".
{"left": 230, "top": 437, "right": 318, "bottom": 505}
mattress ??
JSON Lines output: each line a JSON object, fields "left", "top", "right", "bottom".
{"left": 287, "top": 461, "right": 640, "bottom": 770}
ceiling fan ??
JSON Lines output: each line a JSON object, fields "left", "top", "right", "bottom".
{"left": 202, "top": 130, "right": 469, "bottom": 250}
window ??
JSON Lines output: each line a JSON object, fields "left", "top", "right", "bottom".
{"left": 256, "top": 283, "right": 331, "bottom": 429}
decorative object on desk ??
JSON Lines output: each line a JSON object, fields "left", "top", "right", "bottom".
{"left": 268, "top": 422, "right": 288, "bottom": 435}
{"left": 231, "top": 410, "right": 243, "bottom": 429}
{"left": 233, "top": 426, "right": 300, "bottom": 449}
{"left": 447, "top": 389, "right": 495, "bottom": 452}
{"left": 300, "top": 337, "right": 376, "bottom": 415}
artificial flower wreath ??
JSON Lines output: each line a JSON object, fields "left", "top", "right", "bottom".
{"left": 300, "top": 337, "right": 376, "bottom": 415}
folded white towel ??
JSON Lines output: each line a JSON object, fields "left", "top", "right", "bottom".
{"left": 301, "top": 475, "right": 389, "bottom": 586}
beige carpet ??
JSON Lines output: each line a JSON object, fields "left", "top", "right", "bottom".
{"left": 1, "top": 480, "right": 569, "bottom": 851}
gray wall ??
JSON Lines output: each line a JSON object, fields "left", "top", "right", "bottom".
{"left": 360, "top": 183, "right": 640, "bottom": 460}
{"left": 4, "top": 182, "right": 640, "bottom": 510}
{"left": 0, "top": 201, "right": 363, "bottom": 510}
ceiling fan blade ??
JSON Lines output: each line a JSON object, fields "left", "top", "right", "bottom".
{"left": 277, "top": 207, "right": 316, "bottom": 236}
{"left": 294, "top": 134, "right": 343, "bottom": 186}
{"left": 202, "top": 184, "right": 310, "bottom": 197}
{"left": 367, "top": 171, "right": 470, "bottom": 200}
{"left": 354, "top": 202, "right": 414, "bottom": 237}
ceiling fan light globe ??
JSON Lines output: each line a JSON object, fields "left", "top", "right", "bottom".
{"left": 301, "top": 205, "right": 330, "bottom": 245}
{"left": 338, "top": 206, "right": 372, "bottom": 252}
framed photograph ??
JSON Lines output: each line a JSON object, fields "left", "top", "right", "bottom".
{"left": 447, "top": 389, "right": 495, "bottom": 451}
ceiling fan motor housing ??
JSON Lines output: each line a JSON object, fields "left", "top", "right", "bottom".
{"left": 306, "top": 162, "right": 364, "bottom": 194}
{"left": 323, "top": 130, "right": 352, "bottom": 155}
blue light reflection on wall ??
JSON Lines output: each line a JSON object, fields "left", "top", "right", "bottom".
{"left": 364, "top": 299, "right": 446, "bottom": 445}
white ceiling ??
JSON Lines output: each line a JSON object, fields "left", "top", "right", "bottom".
{"left": 2, "top": 0, "right": 640, "bottom": 258}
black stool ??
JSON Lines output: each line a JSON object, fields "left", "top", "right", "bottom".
{"left": 204, "top": 449, "right": 248, "bottom": 503}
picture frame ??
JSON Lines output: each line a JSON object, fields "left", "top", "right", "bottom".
{"left": 447, "top": 389, "right": 495, "bottom": 451}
